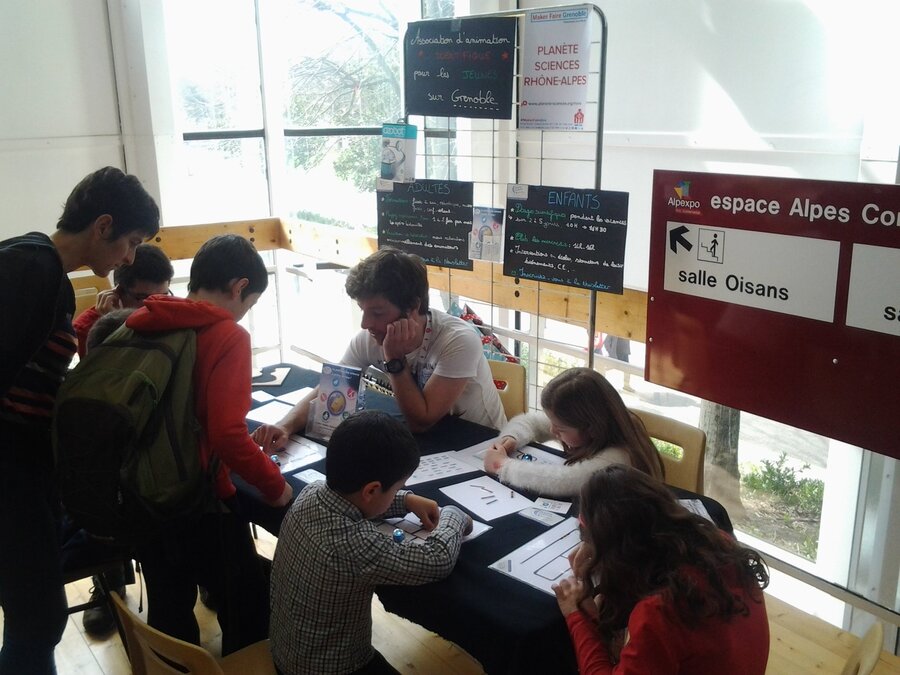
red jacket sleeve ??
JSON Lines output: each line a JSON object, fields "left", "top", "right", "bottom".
{"left": 200, "top": 324, "right": 285, "bottom": 502}
{"left": 72, "top": 307, "right": 100, "bottom": 358}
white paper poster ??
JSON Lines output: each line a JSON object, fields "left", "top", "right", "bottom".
{"left": 520, "top": 7, "right": 591, "bottom": 130}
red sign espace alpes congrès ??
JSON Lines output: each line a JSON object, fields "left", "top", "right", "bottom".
{"left": 647, "top": 170, "right": 900, "bottom": 458}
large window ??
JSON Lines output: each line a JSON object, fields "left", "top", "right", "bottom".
{"left": 165, "top": 0, "right": 420, "bottom": 230}
{"left": 165, "top": 1, "right": 267, "bottom": 222}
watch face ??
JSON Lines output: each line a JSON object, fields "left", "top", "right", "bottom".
{"left": 385, "top": 358, "right": 405, "bottom": 374}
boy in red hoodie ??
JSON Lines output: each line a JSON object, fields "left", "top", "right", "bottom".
{"left": 125, "top": 234, "right": 292, "bottom": 655}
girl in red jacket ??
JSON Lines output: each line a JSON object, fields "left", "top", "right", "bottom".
{"left": 553, "top": 466, "right": 770, "bottom": 675}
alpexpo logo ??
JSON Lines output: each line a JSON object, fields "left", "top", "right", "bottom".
{"left": 668, "top": 181, "right": 701, "bottom": 212}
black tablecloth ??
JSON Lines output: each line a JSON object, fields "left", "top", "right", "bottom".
{"left": 241, "top": 364, "right": 732, "bottom": 675}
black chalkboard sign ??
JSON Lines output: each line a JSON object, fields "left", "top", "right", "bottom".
{"left": 377, "top": 179, "right": 474, "bottom": 270}
{"left": 503, "top": 184, "right": 629, "bottom": 293}
{"left": 404, "top": 17, "right": 516, "bottom": 120}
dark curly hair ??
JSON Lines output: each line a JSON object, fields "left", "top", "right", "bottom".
{"left": 579, "top": 466, "right": 768, "bottom": 647}
{"left": 344, "top": 248, "right": 429, "bottom": 315}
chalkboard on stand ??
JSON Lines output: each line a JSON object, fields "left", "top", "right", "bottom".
{"left": 404, "top": 16, "right": 516, "bottom": 119}
{"left": 503, "top": 184, "right": 629, "bottom": 293}
{"left": 377, "top": 179, "right": 474, "bottom": 270}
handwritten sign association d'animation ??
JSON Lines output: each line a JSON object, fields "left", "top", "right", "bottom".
{"left": 404, "top": 16, "right": 516, "bottom": 119}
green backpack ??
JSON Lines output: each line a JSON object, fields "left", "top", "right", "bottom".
{"left": 53, "top": 325, "right": 217, "bottom": 543}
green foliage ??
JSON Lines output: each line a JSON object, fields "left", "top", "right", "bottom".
{"left": 292, "top": 209, "right": 352, "bottom": 229}
{"left": 333, "top": 137, "right": 381, "bottom": 192}
{"left": 284, "top": 2, "right": 402, "bottom": 190}
{"left": 741, "top": 452, "right": 824, "bottom": 517}
{"left": 652, "top": 438, "right": 683, "bottom": 460}
{"left": 539, "top": 352, "right": 582, "bottom": 383}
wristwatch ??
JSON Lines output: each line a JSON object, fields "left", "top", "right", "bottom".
{"left": 384, "top": 358, "right": 406, "bottom": 374}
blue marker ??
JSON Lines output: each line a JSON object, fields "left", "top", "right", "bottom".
{"left": 520, "top": 453, "right": 535, "bottom": 462}
{"left": 392, "top": 528, "right": 405, "bottom": 543}
{"left": 270, "top": 454, "right": 281, "bottom": 466}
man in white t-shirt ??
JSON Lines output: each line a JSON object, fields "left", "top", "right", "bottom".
{"left": 253, "top": 248, "right": 506, "bottom": 450}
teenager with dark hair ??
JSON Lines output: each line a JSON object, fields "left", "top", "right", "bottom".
{"left": 73, "top": 243, "right": 173, "bottom": 358}
{"left": 553, "top": 465, "right": 770, "bottom": 674}
{"left": 123, "top": 233, "right": 291, "bottom": 655}
{"left": 0, "top": 166, "right": 158, "bottom": 675}
{"left": 271, "top": 410, "right": 472, "bottom": 675}
{"left": 483, "top": 368, "right": 664, "bottom": 497}
{"left": 254, "top": 247, "right": 505, "bottom": 451}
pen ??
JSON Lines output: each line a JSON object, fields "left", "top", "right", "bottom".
{"left": 486, "top": 498, "right": 498, "bottom": 505}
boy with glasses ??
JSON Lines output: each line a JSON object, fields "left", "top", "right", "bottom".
{"left": 73, "top": 243, "right": 174, "bottom": 358}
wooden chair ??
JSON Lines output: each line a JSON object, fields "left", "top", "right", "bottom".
{"left": 110, "top": 592, "right": 277, "bottom": 675}
{"left": 69, "top": 271, "right": 112, "bottom": 319}
{"left": 630, "top": 408, "right": 706, "bottom": 494}
{"left": 840, "top": 621, "right": 885, "bottom": 675}
{"left": 488, "top": 359, "right": 527, "bottom": 419}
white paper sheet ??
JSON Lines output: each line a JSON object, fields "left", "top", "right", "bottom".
{"left": 532, "top": 497, "right": 571, "bottom": 515}
{"left": 518, "top": 507, "right": 565, "bottom": 527}
{"left": 251, "top": 390, "right": 275, "bottom": 403}
{"left": 246, "top": 400, "right": 294, "bottom": 426}
{"left": 405, "top": 452, "right": 480, "bottom": 486}
{"left": 455, "top": 438, "right": 566, "bottom": 471}
{"left": 296, "top": 468, "right": 326, "bottom": 484}
{"left": 376, "top": 511, "right": 491, "bottom": 544}
{"left": 270, "top": 435, "right": 326, "bottom": 474}
{"left": 252, "top": 367, "right": 290, "bottom": 387}
{"left": 276, "top": 387, "right": 314, "bottom": 406}
{"left": 489, "top": 517, "right": 581, "bottom": 595}
{"left": 679, "top": 498, "right": 713, "bottom": 523}
{"left": 439, "top": 476, "right": 534, "bottom": 521}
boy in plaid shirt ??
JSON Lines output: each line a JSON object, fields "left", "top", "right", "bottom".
{"left": 270, "top": 410, "right": 472, "bottom": 675}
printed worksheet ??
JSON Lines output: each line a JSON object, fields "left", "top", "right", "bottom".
{"left": 270, "top": 435, "right": 326, "bottom": 474}
{"left": 455, "top": 438, "right": 566, "bottom": 470}
{"left": 405, "top": 452, "right": 480, "bottom": 486}
{"left": 439, "top": 476, "right": 534, "bottom": 521}
{"left": 489, "top": 517, "right": 581, "bottom": 595}
{"left": 375, "top": 511, "right": 491, "bottom": 544}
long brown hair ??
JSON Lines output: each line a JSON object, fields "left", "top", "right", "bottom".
{"left": 579, "top": 466, "right": 769, "bottom": 642}
{"left": 540, "top": 368, "right": 664, "bottom": 479}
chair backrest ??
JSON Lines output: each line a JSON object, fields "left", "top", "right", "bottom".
{"left": 840, "top": 621, "right": 885, "bottom": 675}
{"left": 110, "top": 592, "right": 225, "bottom": 675}
{"left": 488, "top": 359, "right": 527, "bottom": 420}
{"left": 70, "top": 271, "right": 112, "bottom": 319}
{"left": 630, "top": 408, "right": 706, "bottom": 494}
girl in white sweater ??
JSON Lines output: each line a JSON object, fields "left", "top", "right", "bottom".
{"left": 482, "top": 368, "right": 664, "bottom": 497}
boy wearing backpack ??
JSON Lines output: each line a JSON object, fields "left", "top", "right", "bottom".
{"left": 122, "top": 234, "right": 292, "bottom": 655}
{"left": 0, "top": 166, "right": 159, "bottom": 675}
